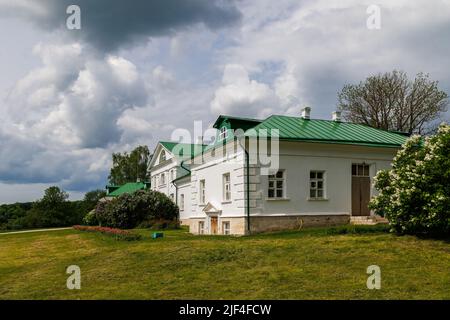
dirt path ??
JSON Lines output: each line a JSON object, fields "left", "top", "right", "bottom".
{"left": 0, "top": 227, "right": 72, "bottom": 235}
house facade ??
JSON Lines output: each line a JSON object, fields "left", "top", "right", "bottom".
{"left": 148, "top": 109, "right": 408, "bottom": 235}
{"left": 148, "top": 141, "right": 206, "bottom": 223}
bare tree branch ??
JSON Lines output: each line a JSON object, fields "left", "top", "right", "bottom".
{"left": 338, "top": 71, "right": 448, "bottom": 134}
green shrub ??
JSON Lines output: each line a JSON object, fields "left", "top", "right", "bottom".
{"left": 94, "top": 190, "right": 179, "bottom": 229}
{"left": 82, "top": 210, "right": 98, "bottom": 226}
{"left": 370, "top": 124, "right": 450, "bottom": 236}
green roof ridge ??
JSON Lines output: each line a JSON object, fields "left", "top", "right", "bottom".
{"left": 245, "top": 115, "right": 409, "bottom": 147}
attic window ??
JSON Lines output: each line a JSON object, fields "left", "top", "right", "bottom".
{"left": 219, "top": 127, "right": 228, "bottom": 141}
{"left": 160, "top": 150, "right": 166, "bottom": 163}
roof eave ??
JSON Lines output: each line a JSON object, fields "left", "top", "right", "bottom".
{"left": 243, "top": 135, "right": 404, "bottom": 148}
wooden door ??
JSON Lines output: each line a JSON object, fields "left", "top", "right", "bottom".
{"left": 210, "top": 217, "right": 218, "bottom": 234}
{"left": 352, "top": 164, "right": 371, "bottom": 216}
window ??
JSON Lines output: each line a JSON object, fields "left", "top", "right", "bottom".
{"left": 169, "top": 193, "right": 174, "bottom": 202}
{"left": 199, "top": 179, "right": 206, "bottom": 204}
{"left": 268, "top": 170, "right": 285, "bottom": 198}
{"left": 219, "top": 126, "right": 228, "bottom": 141}
{"left": 159, "top": 150, "right": 166, "bottom": 163}
{"left": 180, "top": 194, "right": 185, "bottom": 211}
{"left": 310, "top": 171, "right": 325, "bottom": 199}
{"left": 170, "top": 169, "right": 176, "bottom": 181}
{"left": 352, "top": 164, "right": 369, "bottom": 177}
{"left": 222, "top": 221, "right": 230, "bottom": 235}
{"left": 223, "top": 173, "right": 231, "bottom": 201}
{"left": 198, "top": 221, "right": 205, "bottom": 234}
{"left": 160, "top": 172, "right": 166, "bottom": 186}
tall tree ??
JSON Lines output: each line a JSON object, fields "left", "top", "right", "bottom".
{"left": 32, "top": 186, "right": 72, "bottom": 227}
{"left": 83, "top": 189, "right": 107, "bottom": 211}
{"left": 108, "top": 145, "right": 151, "bottom": 185}
{"left": 338, "top": 71, "right": 448, "bottom": 134}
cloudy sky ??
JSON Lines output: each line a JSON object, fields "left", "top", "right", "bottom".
{"left": 0, "top": 0, "right": 449, "bottom": 203}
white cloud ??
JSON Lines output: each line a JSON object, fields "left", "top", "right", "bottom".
{"left": 210, "top": 64, "right": 281, "bottom": 118}
{"left": 0, "top": 42, "right": 151, "bottom": 192}
{"left": 220, "top": 0, "right": 450, "bottom": 118}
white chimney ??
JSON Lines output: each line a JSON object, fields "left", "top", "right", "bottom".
{"left": 301, "top": 107, "right": 311, "bottom": 119}
{"left": 332, "top": 111, "right": 341, "bottom": 121}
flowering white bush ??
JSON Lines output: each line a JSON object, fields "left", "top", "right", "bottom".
{"left": 370, "top": 123, "right": 450, "bottom": 236}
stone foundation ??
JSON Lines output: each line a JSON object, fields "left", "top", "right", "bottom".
{"left": 187, "top": 217, "right": 246, "bottom": 235}
{"left": 188, "top": 214, "right": 350, "bottom": 235}
{"left": 249, "top": 214, "right": 350, "bottom": 234}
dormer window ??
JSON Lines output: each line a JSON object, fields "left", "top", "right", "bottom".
{"left": 219, "top": 127, "right": 228, "bottom": 141}
{"left": 160, "top": 150, "right": 166, "bottom": 163}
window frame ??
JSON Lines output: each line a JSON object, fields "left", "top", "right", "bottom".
{"left": 180, "top": 194, "right": 185, "bottom": 211}
{"left": 309, "top": 170, "right": 326, "bottom": 200}
{"left": 352, "top": 164, "right": 370, "bottom": 177}
{"left": 222, "top": 221, "right": 230, "bottom": 235}
{"left": 219, "top": 126, "right": 228, "bottom": 141}
{"left": 198, "top": 221, "right": 205, "bottom": 234}
{"left": 159, "top": 150, "right": 166, "bottom": 163}
{"left": 268, "top": 170, "right": 285, "bottom": 199}
{"left": 222, "top": 173, "right": 231, "bottom": 202}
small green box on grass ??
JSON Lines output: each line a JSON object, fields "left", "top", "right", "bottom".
{"left": 152, "top": 232, "right": 164, "bottom": 239}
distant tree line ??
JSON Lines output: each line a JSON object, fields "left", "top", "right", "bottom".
{"left": 1, "top": 144, "right": 153, "bottom": 231}
{"left": 0, "top": 187, "right": 105, "bottom": 230}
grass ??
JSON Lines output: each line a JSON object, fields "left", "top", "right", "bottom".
{"left": 0, "top": 225, "right": 449, "bottom": 300}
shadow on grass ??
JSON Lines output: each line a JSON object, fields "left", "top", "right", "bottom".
{"left": 411, "top": 233, "right": 450, "bottom": 244}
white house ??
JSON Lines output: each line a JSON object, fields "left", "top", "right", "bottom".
{"left": 148, "top": 109, "right": 408, "bottom": 235}
{"left": 148, "top": 141, "right": 206, "bottom": 223}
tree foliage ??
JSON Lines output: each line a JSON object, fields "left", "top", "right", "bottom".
{"left": 338, "top": 71, "right": 448, "bottom": 134}
{"left": 370, "top": 123, "right": 450, "bottom": 236}
{"left": 0, "top": 187, "right": 107, "bottom": 230}
{"left": 94, "top": 190, "right": 179, "bottom": 229}
{"left": 108, "top": 145, "right": 151, "bottom": 186}
{"left": 83, "top": 189, "right": 107, "bottom": 211}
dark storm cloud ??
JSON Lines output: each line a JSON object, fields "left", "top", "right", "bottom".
{"left": 13, "top": 0, "right": 241, "bottom": 52}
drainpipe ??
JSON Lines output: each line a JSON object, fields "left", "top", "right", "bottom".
{"left": 171, "top": 180, "right": 178, "bottom": 206}
{"left": 237, "top": 135, "right": 251, "bottom": 235}
{"left": 172, "top": 160, "right": 191, "bottom": 221}
{"left": 245, "top": 147, "right": 250, "bottom": 234}
{"left": 180, "top": 159, "right": 191, "bottom": 176}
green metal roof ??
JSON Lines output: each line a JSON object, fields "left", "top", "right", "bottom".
{"left": 159, "top": 141, "right": 207, "bottom": 159}
{"left": 108, "top": 182, "right": 147, "bottom": 197}
{"left": 213, "top": 115, "right": 262, "bottom": 129}
{"left": 245, "top": 115, "right": 409, "bottom": 147}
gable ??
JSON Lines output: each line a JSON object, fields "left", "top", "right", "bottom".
{"left": 206, "top": 115, "right": 263, "bottom": 150}
{"left": 149, "top": 144, "right": 174, "bottom": 168}
{"left": 148, "top": 141, "right": 208, "bottom": 170}
{"left": 202, "top": 202, "right": 222, "bottom": 214}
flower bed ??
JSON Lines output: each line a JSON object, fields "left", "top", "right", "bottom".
{"left": 73, "top": 225, "right": 142, "bottom": 241}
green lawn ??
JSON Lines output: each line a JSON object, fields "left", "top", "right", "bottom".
{"left": 0, "top": 226, "right": 449, "bottom": 299}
